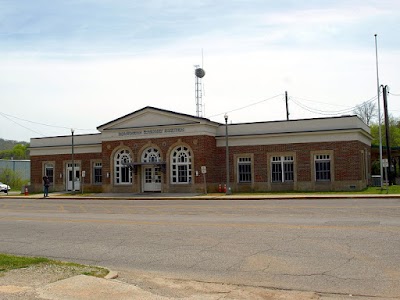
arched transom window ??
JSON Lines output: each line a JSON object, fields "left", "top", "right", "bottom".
{"left": 142, "top": 148, "right": 161, "bottom": 163}
{"left": 171, "top": 146, "right": 192, "bottom": 184}
{"left": 114, "top": 149, "right": 132, "bottom": 184}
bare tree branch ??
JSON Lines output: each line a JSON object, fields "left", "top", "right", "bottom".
{"left": 353, "top": 101, "right": 377, "bottom": 125}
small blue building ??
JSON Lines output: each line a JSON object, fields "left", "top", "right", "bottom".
{"left": 0, "top": 159, "right": 30, "bottom": 182}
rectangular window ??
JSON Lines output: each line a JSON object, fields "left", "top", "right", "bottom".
{"left": 238, "top": 157, "right": 252, "bottom": 183}
{"left": 44, "top": 163, "right": 54, "bottom": 184}
{"left": 271, "top": 157, "right": 282, "bottom": 182}
{"left": 178, "top": 165, "right": 188, "bottom": 183}
{"left": 315, "top": 154, "right": 331, "bottom": 181}
{"left": 121, "top": 166, "right": 130, "bottom": 183}
{"left": 271, "top": 156, "right": 294, "bottom": 182}
{"left": 93, "top": 162, "right": 102, "bottom": 184}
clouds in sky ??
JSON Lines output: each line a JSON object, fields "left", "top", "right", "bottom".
{"left": 0, "top": 0, "right": 399, "bottom": 141}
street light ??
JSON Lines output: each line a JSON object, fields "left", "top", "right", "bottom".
{"left": 71, "top": 128, "right": 75, "bottom": 194}
{"left": 224, "top": 114, "right": 232, "bottom": 195}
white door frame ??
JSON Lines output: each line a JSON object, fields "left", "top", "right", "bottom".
{"left": 66, "top": 163, "right": 81, "bottom": 191}
{"left": 142, "top": 165, "right": 162, "bottom": 192}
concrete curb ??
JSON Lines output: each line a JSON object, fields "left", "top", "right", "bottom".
{"left": 2, "top": 194, "right": 400, "bottom": 201}
{"left": 104, "top": 271, "right": 118, "bottom": 280}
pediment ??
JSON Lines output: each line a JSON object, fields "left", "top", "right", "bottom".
{"left": 97, "top": 107, "right": 211, "bottom": 131}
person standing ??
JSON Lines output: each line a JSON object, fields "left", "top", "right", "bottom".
{"left": 43, "top": 176, "right": 50, "bottom": 197}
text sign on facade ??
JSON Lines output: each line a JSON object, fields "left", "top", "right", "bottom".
{"left": 201, "top": 166, "right": 207, "bottom": 174}
{"left": 118, "top": 128, "right": 185, "bottom": 137}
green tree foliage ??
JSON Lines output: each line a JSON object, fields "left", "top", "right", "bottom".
{"left": 0, "top": 143, "right": 29, "bottom": 159}
{"left": 370, "top": 116, "right": 400, "bottom": 177}
{"left": 370, "top": 115, "right": 400, "bottom": 147}
{"left": 0, "top": 138, "right": 28, "bottom": 151}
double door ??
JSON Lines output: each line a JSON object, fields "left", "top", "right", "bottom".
{"left": 143, "top": 166, "right": 161, "bottom": 192}
{"left": 66, "top": 163, "right": 80, "bottom": 191}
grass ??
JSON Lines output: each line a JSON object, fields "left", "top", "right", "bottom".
{"left": 209, "top": 185, "right": 400, "bottom": 196}
{"left": 0, "top": 254, "right": 49, "bottom": 272}
{"left": 0, "top": 253, "right": 109, "bottom": 278}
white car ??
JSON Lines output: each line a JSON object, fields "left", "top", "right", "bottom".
{"left": 0, "top": 182, "right": 11, "bottom": 193}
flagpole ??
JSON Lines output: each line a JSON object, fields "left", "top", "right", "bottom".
{"left": 374, "top": 34, "right": 383, "bottom": 188}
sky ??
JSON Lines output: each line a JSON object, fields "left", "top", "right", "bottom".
{"left": 1, "top": 0, "right": 400, "bottom": 142}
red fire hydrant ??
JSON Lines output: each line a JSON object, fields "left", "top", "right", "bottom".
{"left": 24, "top": 186, "right": 29, "bottom": 196}
{"left": 223, "top": 184, "right": 227, "bottom": 193}
{"left": 218, "top": 184, "right": 222, "bottom": 193}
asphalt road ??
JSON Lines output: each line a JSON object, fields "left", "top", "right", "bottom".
{"left": 0, "top": 197, "right": 399, "bottom": 299}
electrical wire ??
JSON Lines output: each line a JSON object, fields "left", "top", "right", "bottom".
{"left": 290, "top": 98, "right": 355, "bottom": 114}
{"left": 389, "top": 91, "right": 400, "bottom": 96}
{"left": 290, "top": 94, "right": 379, "bottom": 116}
{"left": 290, "top": 99, "right": 348, "bottom": 116}
{"left": 0, "top": 112, "right": 45, "bottom": 137}
{"left": 0, "top": 111, "right": 94, "bottom": 131}
{"left": 207, "top": 94, "right": 284, "bottom": 119}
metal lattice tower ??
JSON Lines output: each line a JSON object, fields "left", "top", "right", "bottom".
{"left": 194, "top": 65, "right": 205, "bottom": 117}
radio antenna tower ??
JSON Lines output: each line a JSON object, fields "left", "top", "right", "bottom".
{"left": 194, "top": 51, "right": 205, "bottom": 117}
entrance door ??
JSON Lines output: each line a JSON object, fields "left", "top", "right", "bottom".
{"left": 66, "top": 163, "right": 80, "bottom": 191}
{"left": 143, "top": 166, "right": 161, "bottom": 192}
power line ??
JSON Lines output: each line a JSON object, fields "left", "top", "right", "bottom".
{"left": 0, "top": 112, "right": 45, "bottom": 137}
{"left": 0, "top": 111, "right": 94, "bottom": 131}
{"left": 389, "top": 91, "right": 400, "bottom": 96}
{"left": 290, "top": 97, "right": 355, "bottom": 114}
{"left": 293, "top": 94, "right": 377, "bottom": 109}
{"left": 290, "top": 99, "right": 348, "bottom": 116}
{"left": 290, "top": 94, "right": 379, "bottom": 116}
{"left": 207, "top": 94, "right": 284, "bottom": 119}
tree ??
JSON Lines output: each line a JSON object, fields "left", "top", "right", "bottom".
{"left": 353, "top": 101, "right": 377, "bottom": 125}
{"left": 0, "top": 144, "right": 30, "bottom": 159}
{"left": 370, "top": 115, "right": 400, "bottom": 148}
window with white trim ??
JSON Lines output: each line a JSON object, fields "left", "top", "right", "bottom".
{"left": 271, "top": 156, "right": 294, "bottom": 182}
{"left": 114, "top": 149, "right": 132, "bottom": 184}
{"left": 44, "top": 163, "right": 54, "bottom": 184}
{"left": 315, "top": 154, "right": 331, "bottom": 181}
{"left": 171, "top": 146, "right": 192, "bottom": 183}
{"left": 93, "top": 162, "right": 102, "bottom": 184}
{"left": 142, "top": 148, "right": 161, "bottom": 163}
{"left": 238, "top": 157, "right": 252, "bottom": 183}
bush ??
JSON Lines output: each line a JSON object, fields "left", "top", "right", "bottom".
{"left": 0, "top": 168, "right": 29, "bottom": 190}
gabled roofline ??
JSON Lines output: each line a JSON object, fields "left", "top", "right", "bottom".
{"left": 96, "top": 106, "right": 220, "bottom": 131}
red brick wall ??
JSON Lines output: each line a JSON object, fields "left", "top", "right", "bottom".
{"left": 101, "top": 135, "right": 217, "bottom": 189}
{"left": 215, "top": 140, "right": 369, "bottom": 186}
{"left": 30, "top": 153, "right": 102, "bottom": 192}
{"left": 31, "top": 136, "right": 370, "bottom": 193}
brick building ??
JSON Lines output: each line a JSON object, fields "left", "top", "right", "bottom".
{"left": 29, "top": 106, "right": 372, "bottom": 193}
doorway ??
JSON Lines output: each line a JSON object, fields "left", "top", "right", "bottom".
{"left": 66, "top": 163, "right": 80, "bottom": 191}
{"left": 143, "top": 166, "right": 161, "bottom": 192}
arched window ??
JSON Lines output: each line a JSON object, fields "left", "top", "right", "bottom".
{"left": 114, "top": 149, "right": 132, "bottom": 184}
{"left": 171, "top": 146, "right": 192, "bottom": 184}
{"left": 142, "top": 148, "right": 161, "bottom": 163}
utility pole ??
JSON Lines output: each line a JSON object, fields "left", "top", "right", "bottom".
{"left": 285, "top": 91, "right": 289, "bottom": 121}
{"left": 71, "top": 129, "right": 75, "bottom": 194}
{"left": 382, "top": 85, "right": 392, "bottom": 184}
{"left": 224, "top": 114, "right": 231, "bottom": 195}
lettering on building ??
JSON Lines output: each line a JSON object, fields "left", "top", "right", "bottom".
{"left": 118, "top": 128, "right": 185, "bottom": 137}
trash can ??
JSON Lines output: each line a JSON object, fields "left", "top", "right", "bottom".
{"left": 371, "top": 175, "right": 381, "bottom": 187}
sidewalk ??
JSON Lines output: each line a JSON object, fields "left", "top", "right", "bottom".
{"left": 2, "top": 190, "right": 400, "bottom": 200}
